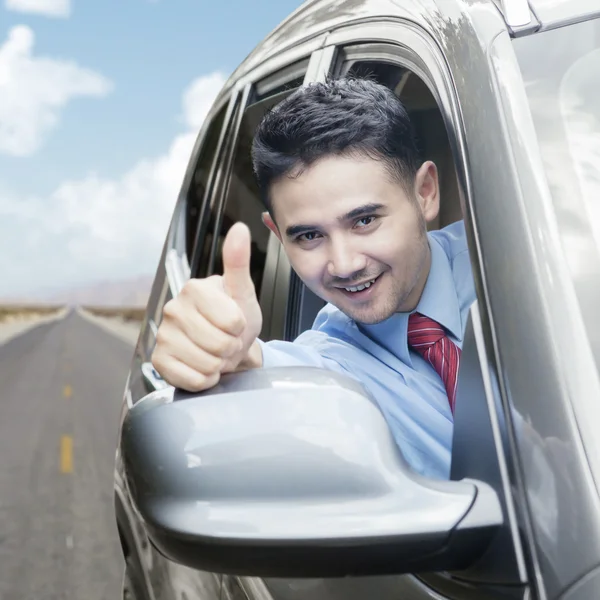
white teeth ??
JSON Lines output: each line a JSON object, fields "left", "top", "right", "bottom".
{"left": 344, "top": 279, "right": 376, "bottom": 293}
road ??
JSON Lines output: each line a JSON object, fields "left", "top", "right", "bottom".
{"left": 0, "top": 309, "right": 136, "bottom": 600}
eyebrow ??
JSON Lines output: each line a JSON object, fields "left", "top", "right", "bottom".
{"left": 340, "top": 203, "right": 385, "bottom": 222}
{"left": 285, "top": 203, "right": 386, "bottom": 239}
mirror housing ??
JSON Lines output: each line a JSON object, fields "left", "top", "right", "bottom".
{"left": 121, "top": 367, "right": 502, "bottom": 577}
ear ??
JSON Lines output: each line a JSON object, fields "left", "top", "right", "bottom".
{"left": 261, "top": 212, "right": 282, "bottom": 242}
{"left": 414, "top": 161, "right": 440, "bottom": 224}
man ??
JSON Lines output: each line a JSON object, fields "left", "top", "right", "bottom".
{"left": 152, "top": 78, "right": 475, "bottom": 480}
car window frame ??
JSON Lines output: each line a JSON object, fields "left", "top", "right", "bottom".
{"left": 275, "top": 33, "right": 478, "bottom": 342}
{"left": 188, "top": 99, "right": 240, "bottom": 271}
{"left": 136, "top": 92, "right": 239, "bottom": 367}
{"left": 162, "top": 93, "right": 236, "bottom": 297}
{"left": 204, "top": 87, "right": 292, "bottom": 282}
{"left": 281, "top": 40, "right": 469, "bottom": 342}
{"left": 190, "top": 92, "right": 248, "bottom": 280}
{"left": 169, "top": 34, "right": 328, "bottom": 300}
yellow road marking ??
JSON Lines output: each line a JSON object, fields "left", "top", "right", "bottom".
{"left": 63, "top": 384, "right": 72, "bottom": 398}
{"left": 60, "top": 436, "right": 73, "bottom": 474}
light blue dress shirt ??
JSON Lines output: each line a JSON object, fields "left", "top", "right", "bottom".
{"left": 258, "top": 220, "right": 475, "bottom": 480}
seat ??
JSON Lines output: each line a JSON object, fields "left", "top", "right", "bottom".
{"left": 396, "top": 72, "right": 463, "bottom": 230}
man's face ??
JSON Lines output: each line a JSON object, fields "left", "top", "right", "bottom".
{"left": 265, "top": 155, "right": 440, "bottom": 325}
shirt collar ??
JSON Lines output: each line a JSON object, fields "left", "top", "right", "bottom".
{"left": 416, "top": 232, "right": 462, "bottom": 341}
{"left": 357, "top": 232, "right": 462, "bottom": 361}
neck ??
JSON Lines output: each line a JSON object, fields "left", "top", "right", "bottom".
{"left": 397, "top": 244, "right": 432, "bottom": 313}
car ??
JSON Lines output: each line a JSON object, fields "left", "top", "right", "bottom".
{"left": 113, "top": 0, "right": 600, "bottom": 599}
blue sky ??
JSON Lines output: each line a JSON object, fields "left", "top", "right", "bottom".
{"left": 0, "top": 0, "right": 303, "bottom": 297}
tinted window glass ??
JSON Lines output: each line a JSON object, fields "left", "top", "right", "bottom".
{"left": 193, "top": 99, "right": 242, "bottom": 279}
{"left": 210, "top": 86, "right": 303, "bottom": 299}
{"left": 253, "top": 58, "right": 308, "bottom": 101}
{"left": 185, "top": 103, "right": 227, "bottom": 262}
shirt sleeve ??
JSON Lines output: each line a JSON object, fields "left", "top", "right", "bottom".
{"left": 257, "top": 334, "right": 349, "bottom": 374}
{"left": 257, "top": 302, "right": 362, "bottom": 381}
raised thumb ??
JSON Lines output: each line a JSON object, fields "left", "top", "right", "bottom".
{"left": 222, "top": 222, "right": 255, "bottom": 301}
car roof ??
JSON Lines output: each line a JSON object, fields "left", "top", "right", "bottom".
{"left": 227, "top": 0, "right": 423, "bottom": 87}
{"left": 221, "top": 0, "right": 462, "bottom": 96}
{"left": 215, "top": 0, "right": 599, "bottom": 103}
{"left": 241, "top": 0, "right": 597, "bottom": 72}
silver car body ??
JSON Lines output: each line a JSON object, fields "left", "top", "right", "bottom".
{"left": 114, "top": 1, "right": 600, "bottom": 599}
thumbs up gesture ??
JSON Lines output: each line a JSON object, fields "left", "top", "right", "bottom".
{"left": 152, "top": 222, "right": 263, "bottom": 392}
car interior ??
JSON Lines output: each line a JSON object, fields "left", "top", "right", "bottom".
{"left": 340, "top": 59, "right": 463, "bottom": 232}
{"left": 209, "top": 90, "right": 293, "bottom": 297}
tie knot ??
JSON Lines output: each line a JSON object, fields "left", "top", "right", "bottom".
{"left": 407, "top": 312, "right": 446, "bottom": 348}
{"left": 407, "top": 312, "right": 461, "bottom": 414}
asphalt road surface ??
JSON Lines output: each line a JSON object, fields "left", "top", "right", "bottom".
{"left": 0, "top": 309, "right": 135, "bottom": 600}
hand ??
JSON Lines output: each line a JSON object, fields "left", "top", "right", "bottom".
{"left": 151, "top": 222, "right": 263, "bottom": 392}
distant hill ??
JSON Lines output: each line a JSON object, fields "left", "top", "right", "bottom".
{"left": 1, "top": 274, "right": 155, "bottom": 308}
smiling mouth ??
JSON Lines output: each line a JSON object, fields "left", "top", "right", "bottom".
{"left": 335, "top": 274, "right": 381, "bottom": 296}
{"left": 344, "top": 279, "right": 376, "bottom": 292}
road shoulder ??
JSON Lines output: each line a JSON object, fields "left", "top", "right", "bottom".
{"left": 76, "top": 308, "right": 142, "bottom": 347}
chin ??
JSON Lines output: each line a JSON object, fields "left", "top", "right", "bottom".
{"left": 345, "top": 303, "right": 395, "bottom": 325}
{"left": 355, "top": 311, "right": 393, "bottom": 325}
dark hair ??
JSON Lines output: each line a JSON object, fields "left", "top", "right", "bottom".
{"left": 251, "top": 77, "right": 421, "bottom": 212}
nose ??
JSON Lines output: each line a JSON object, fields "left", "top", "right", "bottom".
{"left": 326, "top": 236, "right": 367, "bottom": 280}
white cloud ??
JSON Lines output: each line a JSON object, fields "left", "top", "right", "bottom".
{"left": 0, "top": 71, "right": 227, "bottom": 297}
{"left": 0, "top": 25, "right": 112, "bottom": 156}
{"left": 182, "top": 72, "right": 228, "bottom": 128}
{"left": 4, "top": 0, "right": 71, "bottom": 18}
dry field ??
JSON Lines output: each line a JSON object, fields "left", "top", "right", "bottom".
{"left": 81, "top": 306, "right": 146, "bottom": 323}
{"left": 0, "top": 304, "right": 65, "bottom": 324}
{"left": 0, "top": 304, "right": 146, "bottom": 348}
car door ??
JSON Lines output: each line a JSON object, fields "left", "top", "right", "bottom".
{"left": 491, "top": 12, "right": 600, "bottom": 599}
{"left": 224, "top": 13, "right": 538, "bottom": 600}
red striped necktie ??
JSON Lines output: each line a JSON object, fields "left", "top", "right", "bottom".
{"left": 407, "top": 312, "right": 461, "bottom": 414}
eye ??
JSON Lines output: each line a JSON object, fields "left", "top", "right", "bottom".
{"left": 355, "top": 215, "right": 376, "bottom": 228}
{"left": 297, "top": 231, "right": 321, "bottom": 243}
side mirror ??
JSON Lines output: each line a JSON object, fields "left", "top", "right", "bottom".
{"left": 121, "top": 367, "right": 502, "bottom": 578}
